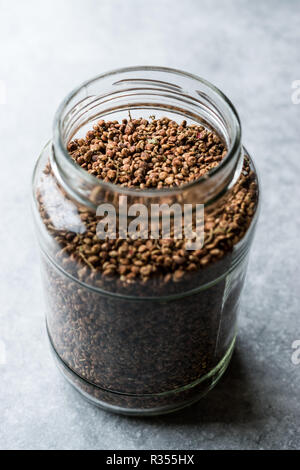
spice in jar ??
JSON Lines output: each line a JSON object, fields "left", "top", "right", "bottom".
{"left": 36, "top": 116, "right": 258, "bottom": 412}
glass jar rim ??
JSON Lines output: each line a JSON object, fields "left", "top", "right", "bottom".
{"left": 53, "top": 65, "right": 242, "bottom": 198}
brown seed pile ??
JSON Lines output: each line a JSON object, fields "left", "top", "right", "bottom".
{"left": 37, "top": 116, "right": 259, "bottom": 412}
{"left": 67, "top": 117, "right": 227, "bottom": 189}
{"left": 44, "top": 252, "right": 234, "bottom": 401}
{"left": 38, "top": 158, "right": 257, "bottom": 293}
{"left": 37, "top": 117, "right": 258, "bottom": 291}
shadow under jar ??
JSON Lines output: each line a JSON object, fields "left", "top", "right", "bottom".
{"left": 32, "top": 66, "right": 260, "bottom": 416}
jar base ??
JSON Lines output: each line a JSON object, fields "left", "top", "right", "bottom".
{"left": 49, "top": 334, "right": 236, "bottom": 417}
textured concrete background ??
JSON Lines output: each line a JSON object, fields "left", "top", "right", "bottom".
{"left": 0, "top": 0, "right": 299, "bottom": 450}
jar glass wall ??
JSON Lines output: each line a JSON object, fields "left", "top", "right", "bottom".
{"left": 32, "top": 67, "right": 260, "bottom": 415}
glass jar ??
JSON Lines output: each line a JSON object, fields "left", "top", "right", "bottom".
{"left": 32, "top": 66, "right": 260, "bottom": 415}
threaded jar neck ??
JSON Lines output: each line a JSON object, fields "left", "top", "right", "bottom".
{"left": 52, "top": 66, "right": 242, "bottom": 208}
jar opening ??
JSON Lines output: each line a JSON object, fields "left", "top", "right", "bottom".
{"left": 52, "top": 66, "right": 242, "bottom": 204}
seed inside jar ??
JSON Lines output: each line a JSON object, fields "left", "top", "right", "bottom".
{"left": 39, "top": 116, "right": 258, "bottom": 290}
{"left": 67, "top": 117, "right": 227, "bottom": 189}
{"left": 37, "top": 114, "right": 259, "bottom": 412}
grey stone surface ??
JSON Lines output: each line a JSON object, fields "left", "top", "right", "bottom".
{"left": 0, "top": 0, "right": 299, "bottom": 450}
